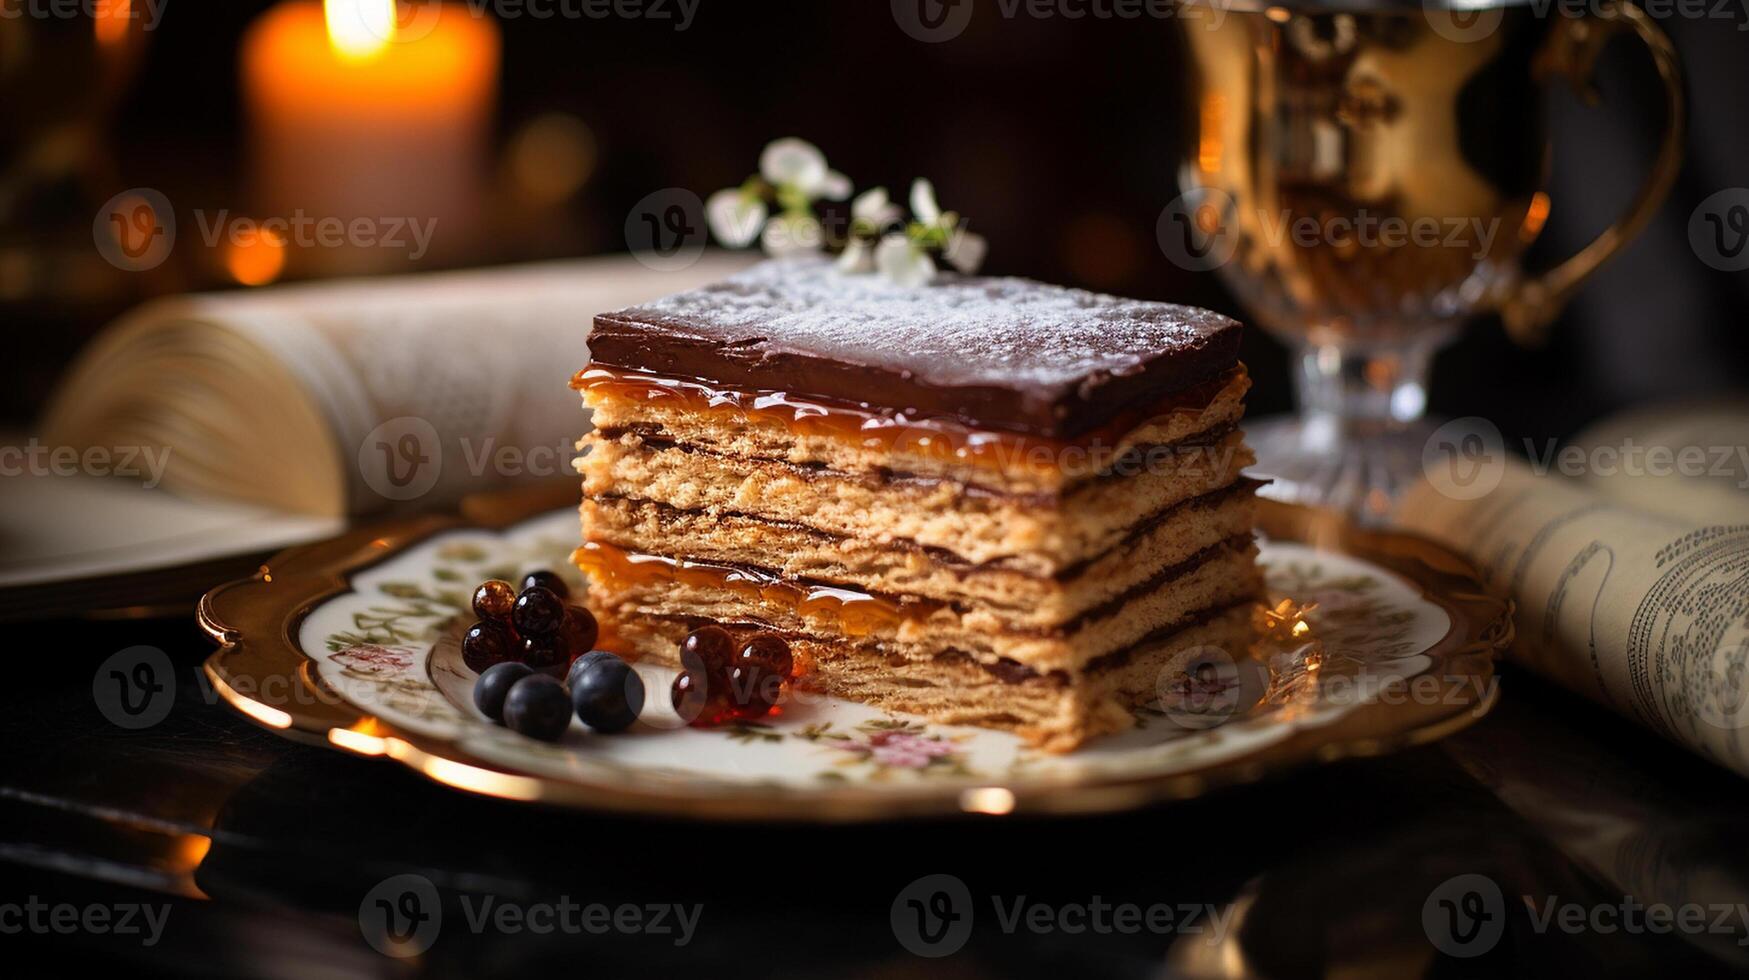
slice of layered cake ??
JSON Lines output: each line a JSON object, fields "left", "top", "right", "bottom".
{"left": 572, "top": 258, "right": 1262, "bottom": 750}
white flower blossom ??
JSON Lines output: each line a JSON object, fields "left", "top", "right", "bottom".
{"left": 760, "top": 138, "right": 851, "bottom": 201}
{"left": 705, "top": 138, "right": 854, "bottom": 253}
{"left": 851, "top": 186, "right": 901, "bottom": 229}
{"left": 705, "top": 188, "right": 766, "bottom": 248}
{"left": 875, "top": 234, "right": 935, "bottom": 287}
{"left": 910, "top": 178, "right": 942, "bottom": 225}
{"left": 816, "top": 170, "right": 852, "bottom": 201}
{"left": 839, "top": 187, "right": 900, "bottom": 272}
{"left": 944, "top": 228, "right": 987, "bottom": 274}
{"left": 702, "top": 149, "right": 986, "bottom": 281}
{"left": 836, "top": 238, "right": 875, "bottom": 273}
{"left": 906, "top": 177, "right": 985, "bottom": 275}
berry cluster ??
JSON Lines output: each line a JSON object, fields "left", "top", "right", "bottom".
{"left": 671, "top": 626, "right": 796, "bottom": 727}
{"left": 465, "top": 571, "right": 645, "bottom": 742}
{"left": 461, "top": 571, "right": 597, "bottom": 676}
{"left": 463, "top": 576, "right": 797, "bottom": 739}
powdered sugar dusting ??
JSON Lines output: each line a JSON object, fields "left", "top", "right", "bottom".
{"left": 611, "top": 258, "right": 1237, "bottom": 391}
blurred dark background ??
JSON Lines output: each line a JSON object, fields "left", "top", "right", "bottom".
{"left": 3, "top": 1, "right": 1745, "bottom": 439}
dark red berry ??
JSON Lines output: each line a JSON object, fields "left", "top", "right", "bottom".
{"left": 521, "top": 633, "right": 568, "bottom": 675}
{"left": 738, "top": 634, "right": 793, "bottom": 679}
{"left": 671, "top": 670, "right": 735, "bottom": 727}
{"left": 471, "top": 579, "right": 516, "bottom": 623}
{"left": 512, "top": 586, "right": 566, "bottom": 637}
{"left": 462, "top": 621, "right": 517, "bottom": 672}
{"left": 521, "top": 570, "right": 570, "bottom": 600}
{"left": 727, "top": 663, "right": 782, "bottom": 719}
{"left": 680, "top": 625, "right": 735, "bottom": 675}
{"left": 559, "top": 606, "right": 599, "bottom": 659}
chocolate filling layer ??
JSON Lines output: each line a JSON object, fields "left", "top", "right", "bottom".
{"left": 1051, "top": 534, "right": 1254, "bottom": 636}
{"left": 1080, "top": 600, "right": 1255, "bottom": 676}
{"left": 947, "top": 597, "right": 1256, "bottom": 686}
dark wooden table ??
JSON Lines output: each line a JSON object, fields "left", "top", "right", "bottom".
{"left": 6, "top": 613, "right": 1749, "bottom": 978}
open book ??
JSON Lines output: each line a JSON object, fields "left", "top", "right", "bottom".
{"left": 5, "top": 253, "right": 750, "bottom": 615}
{"left": 1397, "top": 404, "right": 1749, "bottom": 777}
{"left": 41, "top": 253, "right": 752, "bottom": 516}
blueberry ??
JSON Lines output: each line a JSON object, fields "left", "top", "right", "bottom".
{"left": 566, "top": 649, "right": 621, "bottom": 689}
{"left": 513, "top": 585, "right": 566, "bottom": 637}
{"left": 462, "top": 621, "right": 517, "bottom": 672}
{"left": 503, "top": 674, "right": 572, "bottom": 741}
{"left": 571, "top": 658, "right": 645, "bottom": 733}
{"left": 521, "top": 570, "right": 570, "bottom": 600}
{"left": 473, "top": 661, "right": 532, "bottom": 721}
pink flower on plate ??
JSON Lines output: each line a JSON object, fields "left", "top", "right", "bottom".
{"left": 865, "top": 730, "right": 957, "bottom": 769}
{"left": 332, "top": 644, "right": 414, "bottom": 675}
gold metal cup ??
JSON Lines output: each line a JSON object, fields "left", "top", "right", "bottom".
{"left": 1168, "top": 0, "right": 1683, "bottom": 520}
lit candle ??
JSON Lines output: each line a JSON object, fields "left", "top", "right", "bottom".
{"left": 241, "top": 1, "right": 499, "bottom": 272}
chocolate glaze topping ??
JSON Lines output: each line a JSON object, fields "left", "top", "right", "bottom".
{"left": 589, "top": 258, "right": 1243, "bottom": 438}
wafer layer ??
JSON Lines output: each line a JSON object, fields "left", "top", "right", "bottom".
{"left": 580, "top": 480, "right": 1261, "bottom": 628}
{"left": 580, "top": 425, "right": 1253, "bottom": 571}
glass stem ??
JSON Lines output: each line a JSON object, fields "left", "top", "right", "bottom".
{"left": 1293, "top": 342, "right": 1436, "bottom": 449}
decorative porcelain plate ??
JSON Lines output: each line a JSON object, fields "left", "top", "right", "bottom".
{"left": 200, "top": 489, "right": 1512, "bottom": 821}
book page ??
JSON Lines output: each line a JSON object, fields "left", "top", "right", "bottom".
{"left": 42, "top": 253, "right": 755, "bottom": 517}
{"left": 197, "top": 253, "right": 758, "bottom": 514}
{"left": 1396, "top": 461, "right": 1749, "bottom": 776}
{"left": 0, "top": 470, "right": 340, "bottom": 588}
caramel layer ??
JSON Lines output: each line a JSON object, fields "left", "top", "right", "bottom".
{"left": 574, "top": 533, "right": 1249, "bottom": 641}
{"left": 575, "top": 364, "right": 1244, "bottom": 478}
{"left": 574, "top": 540, "right": 944, "bottom": 638}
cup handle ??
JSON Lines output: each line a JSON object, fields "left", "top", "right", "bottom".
{"left": 1498, "top": 0, "right": 1685, "bottom": 345}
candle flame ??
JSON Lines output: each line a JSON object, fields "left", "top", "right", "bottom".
{"left": 95, "top": 0, "right": 132, "bottom": 48}
{"left": 325, "top": 0, "right": 397, "bottom": 61}
{"left": 225, "top": 225, "right": 286, "bottom": 286}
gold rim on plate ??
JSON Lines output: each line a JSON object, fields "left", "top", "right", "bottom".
{"left": 198, "top": 488, "right": 1513, "bottom": 822}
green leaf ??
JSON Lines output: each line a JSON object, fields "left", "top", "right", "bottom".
{"left": 435, "top": 543, "right": 489, "bottom": 563}
{"left": 433, "top": 590, "right": 469, "bottom": 610}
